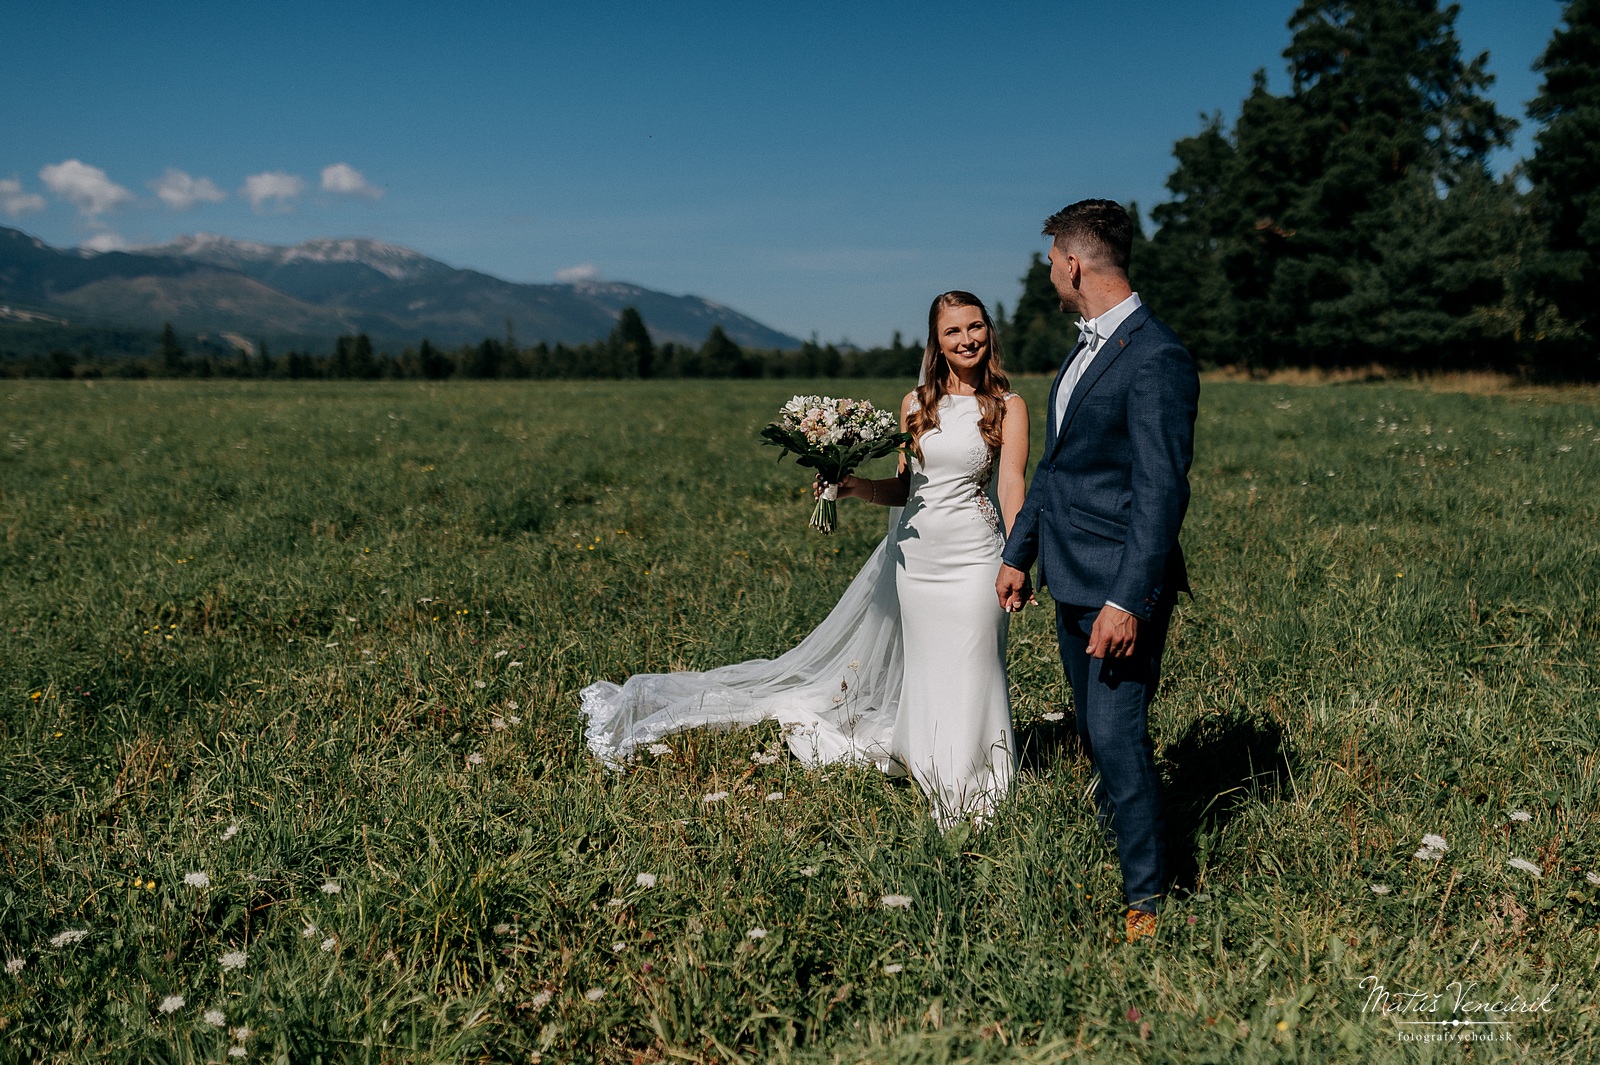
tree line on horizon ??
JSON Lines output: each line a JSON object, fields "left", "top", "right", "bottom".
{"left": 4, "top": 0, "right": 1595, "bottom": 383}
{"left": 0, "top": 313, "right": 927, "bottom": 382}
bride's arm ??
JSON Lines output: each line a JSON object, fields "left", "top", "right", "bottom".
{"left": 996, "top": 394, "right": 1030, "bottom": 534}
{"left": 834, "top": 391, "right": 913, "bottom": 506}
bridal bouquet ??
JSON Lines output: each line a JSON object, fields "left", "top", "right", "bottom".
{"left": 761, "top": 395, "right": 909, "bottom": 533}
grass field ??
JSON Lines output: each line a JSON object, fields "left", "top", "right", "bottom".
{"left": 2, "top": 376, "right": 1597, "bottom": 1063}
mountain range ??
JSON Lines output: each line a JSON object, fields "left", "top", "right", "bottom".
{"left": 0, "top": 226, "right": 803, "bottom": 352}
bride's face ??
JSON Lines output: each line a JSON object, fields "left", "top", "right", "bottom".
{"left": 937, "top": 305, "right": 989, "bottom": 374}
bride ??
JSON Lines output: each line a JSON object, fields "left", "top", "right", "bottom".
{"left": 582, "top": 291, "right": 1029, "bottom": 828}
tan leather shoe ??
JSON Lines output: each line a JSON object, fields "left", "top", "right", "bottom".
{"left": 1126, "top": 909, "right": 1157, "bottom": 943}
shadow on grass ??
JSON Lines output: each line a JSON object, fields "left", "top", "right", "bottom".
{"left": 1016, "top": 708, "right": 1293, "bottom": 896}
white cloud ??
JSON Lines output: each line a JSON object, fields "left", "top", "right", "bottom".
{"left": 1, "top": 178, "right": 46, "bottom": 217}
{"left": 151, "top": 168, "right": 226, "bottom": 210}
{"left": 39, "top": 160, "right": 133, "bottom": 217}
{"left": 82, "top": 230, "right": 130, "bottom": 253}
{"left": 321, "top": 163, "right": 383, "bottom": 199}
{"left": 240, "top": 171, "right": 305, "bottom": 212}
{"left": 555, "top": 263, "right": 599, "bottom": 282}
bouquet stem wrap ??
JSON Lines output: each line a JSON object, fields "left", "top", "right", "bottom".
{"left": 811, "top": 483, "right": 840, "bottom": 533}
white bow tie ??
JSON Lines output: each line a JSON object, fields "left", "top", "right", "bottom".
{"left": 1076, "top": 318, "right": 1101, "bottom": 350}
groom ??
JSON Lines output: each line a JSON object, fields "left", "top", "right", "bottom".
{"left": 996, "top": 199, "right": 1199, "bottom": 943}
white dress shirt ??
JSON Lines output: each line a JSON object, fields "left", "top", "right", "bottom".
{"left": 1052, "top": 290, "right": 1143, "bottom": 621}
{"left": 1053, "top": 291, "right": 1142, "bottom": 433}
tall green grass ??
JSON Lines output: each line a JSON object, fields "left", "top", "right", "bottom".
{"left": 1, "top": 378, "right": 1597, "bottom": 1062}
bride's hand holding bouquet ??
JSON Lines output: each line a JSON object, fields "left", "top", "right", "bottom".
{"left": 761, "top": 394, "right": 910, "bottom": 533}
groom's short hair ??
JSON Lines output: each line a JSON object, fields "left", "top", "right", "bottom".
{"left": 1043, "top": 199, "right": 1134, "bottom": 273}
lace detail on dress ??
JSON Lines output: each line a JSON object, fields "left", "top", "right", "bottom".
{"left": 973, "top": 490, "right": 1004, "bottom": 546}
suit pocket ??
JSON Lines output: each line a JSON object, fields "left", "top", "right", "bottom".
{"left": 1068, "top": 505, "right": 1128, "bottom": 542}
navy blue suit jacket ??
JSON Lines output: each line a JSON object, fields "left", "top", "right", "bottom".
{"left": 1001, "top": 304, "right": 1199, "bottom": 619}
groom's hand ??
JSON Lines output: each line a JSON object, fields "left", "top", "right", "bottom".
{"left": 996, "top": 564, "right": 1031, "bottom": 612}
{"left": 1087, "top": 604, "right": 1138, "bottom": 659}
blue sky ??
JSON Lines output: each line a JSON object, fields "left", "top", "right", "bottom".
{"left": 3, "top": 1, "right": 1566, "bottom": 346}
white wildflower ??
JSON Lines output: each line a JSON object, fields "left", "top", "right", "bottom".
{"left": 647, "top": 743, "right": 672, "bottom": 757}
{"left": 301, "top": 924, "right": 318, "bottom": 938}
{"left": 1370, "top": 884, "right": 1391, "bottom": 895}
{"left": 509, "top": 660, "right": 522, "bottom": 667}
{"left": 800, "top": 866, "right": 819, "bottom": 877}
{"left": 611, "top": 941, "right": 626, "bottom": 952}
{"left": 474, "top": 680, "right": 486, "bottom": 689}
{"left": 490, "top": 717, "right": 507, "bottom": 730}
{"left": 1509, "top": 810, "right": 1532, "bottom": 822}
{"left": 703, "top": 791, "right": 729, "bottom": 804}
{"left": 49, "top": 929, "right": 88, "bottom": 948}
{"left": 494, "top": 922, "right": 511, "bottom": 935}
{"left": 1041, "top": 712, "right": 1065, "bottom": 722}
{"left": 765, "top": 791, "right": 784, "bottom": 802}
{"left": 184, "top": 871, "right": 210, "bottom": 888}
{"left": 1508, "top": 857, "right": 1542, "bottom": 878}
{"left": 467, "top": 751, "right": 484, "bottom": 765}
{"left": 228, "top": 1047, "right": 246, "bottom": 1059}
{"left": 883, "top": 963, "right": 904, "bottom": 974}
{"left": 1413, "top": 834, "right": 1449, "bottom": 860}
{"left": 507, "top": 700, "right": 519, "bottom": 709}
{"left": 158, "top": 994, "right": 184, "bottom": 1013}
{"left": 219, "top": 950, "right": 247, "bottom": 971}
{"left": 532, "top": 988, "right": 553, "bottom": 1010}
{"left": 607, "top": 898, "right": 627, "bottom": 908}
{"left": 234, "top": 1026, "right": 252, "bottom": 1040}
{"left": 5, "top": 958, "right": 23, "bottom": 975}
{"left": 584, "top": 987, "right": 605, "bottom": 1001}
{"left": 203, "top": 1009, "right": 226, "bottom": 1026}
{"left": 880, "top": 894, "right": 913, "bottom": 909}
{"left": 507, "top": 715, "right": 521, "bottom": 725}
{"left": 494, "top": 650, "right": 508, "bottom": 658}
{"left": 848, "top": 659, "right": 862, "bottom": 671}
{"left": 320, "top": 880, "right": 341, "bottom": 894}
{"left": 221, "top": 823, "right": 240, "bottom": 840}
{"left": 1587, "top": 872, "right": 1600, "bottom": 887}
{"left": 320, "top": 936, "right": 337, "bottom": 952}
{"left": 635, "top": 873, "right": 657, "bottom": 888}
{"left": 747, "top": 928, "right": 768, "bottom": 940}
{"left": 751, "top": 752, "right": 778, "bottom": 765}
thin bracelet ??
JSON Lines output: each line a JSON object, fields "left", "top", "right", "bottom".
{"left": 868, "top": 480, "right": 878, "bottom": 504}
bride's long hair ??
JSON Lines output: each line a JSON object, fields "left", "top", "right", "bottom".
{"left": 908, "top": 291, "right": 1010, "bottom": 463}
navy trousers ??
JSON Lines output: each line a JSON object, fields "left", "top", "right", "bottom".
{"left": 1055, "top": 601, "right": 1172, "bottom": 913}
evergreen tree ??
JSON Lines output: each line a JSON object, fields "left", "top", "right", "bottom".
{"left": 1145, "top": 0, "right": 1517, "bottom": 371}
{"left": 467, "top": 337, "right": 503, "bottom": 379}
{"left": 418, "top": 338, "right": 453, "bottom": 379}
{"left": 609, "top": 307, "right": 655, "bottom": 378}
{"left": 1006, "top": 253, "right": 1078, "bottom": 373}
{"left": 1137, "top": 116, "right": 1239, "bottom": 364}
{"left": 160, "top": 322, "right": 186, "bottom": 376}
{"left": 700, "top": 325, "right": 748, "bottom": 377}
{"left": 1525, "top": 0, "right": 1600, "bottom": 377}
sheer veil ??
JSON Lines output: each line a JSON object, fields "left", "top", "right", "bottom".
{"left": 581, "top": 373, "right": 931, "bottom": 770}
{"left": 580, "top": 507, "right": 906, "bottom": 769}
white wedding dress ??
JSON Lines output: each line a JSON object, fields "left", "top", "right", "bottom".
{"left": 581, "top": 393, "right": 1016, "bottom": 827}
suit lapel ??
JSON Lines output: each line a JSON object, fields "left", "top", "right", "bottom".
{"left": 1050, "top": 304, "right": 1152, "bottom": 459}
